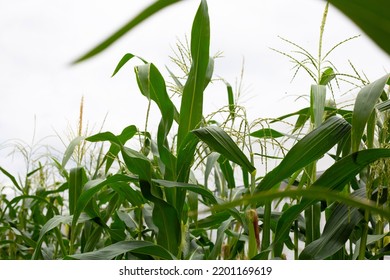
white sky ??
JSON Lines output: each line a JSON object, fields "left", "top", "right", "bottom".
{"left": 1, "top": 0, "right": 389, "bottom": 176}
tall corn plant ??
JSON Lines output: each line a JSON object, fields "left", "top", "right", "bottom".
{"left": 48, "top": 0, "right": 254, "bottom": 260}
{"left": 6, "top": 0, "right": 388, "bottom": 260}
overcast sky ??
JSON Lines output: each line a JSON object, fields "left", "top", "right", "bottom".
{"left": 1, "top": 0, "right": 389, "bottom": 176}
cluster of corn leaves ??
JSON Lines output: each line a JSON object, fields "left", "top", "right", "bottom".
{"left": 1, "top": 0, "right": 390, "bottom": 260}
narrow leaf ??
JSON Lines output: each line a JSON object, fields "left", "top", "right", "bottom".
{"left": 177, "top": 0, "right": 210, "bottom": 148}
{"left": 73, "top": 0, "right": 182, "bottom": 63}
{"left": 62, "top": 136, "right": 85, "bottom": 167}
{"left": 153, "top": 179, "right": 218, "bottom": 205}
{"left": 256, "top": 116, "right": 350, "bottom": 192}
{"left": 351, "top": 74, "right": 390, "bottom": 152}
{"left": 328, "top": 0, "right": 390, "bottom": 55}
{"left": 68, "top": 240, "right": 175, "bottom": 260}
{"left": 299, "top": 188, "right": 365, "bottom": 260}
{"left": 250, "top": 128, "right": 285, "bottom": 139}
{"left": 69, "top": 167, "right": 87, "bottom": 215}
{"left": 112, "top": 53, "right": 147, "bottom": 77}
{"left": 192, "top": 126, "right": 256, "bottom": 174}
{"left": 310, "top": 84, "right": 326, "bottom": 128}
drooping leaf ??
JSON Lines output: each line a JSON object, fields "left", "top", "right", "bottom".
{"left": 272, "top": 148, "right": 390, "bottom": 257}
{"left": 73, "top": 0, "right": 182, "bottom": 63}
{"left": 111, "top": 53, "right": 147, "bottom": 77}
{"left": 351, "top": 74, "right": 390, "bottom": 152}
{"left": 68, "top": 240, "right": 175, "bottom": 260}
{"left": 256, "top": 116, "right": 351, "bottom": 192}
{"left": 192, "top": 126, "right": 256, "bottom": 174}
{"left": 250, "top": 128, "right": 285, "bottom": 139}
{"left": 299, "top": 188, "right": 365, "bottom": 260}
{"left": 328, "top": 0, "right": 390, "bottom": 56}
{"left": 71, "top": 174, "right": 138, "bottom": 230}
{"left": 62, "top": 136, "right": 85, "bottom": 168}
{"left": 86, "top": 125, "right": 138, "bottom": 173}
{"left": 319, "top": 67, "right": 335, "bottom": 86}
{"left": 33, "top": 213, "right": 91, "bottom": 259}
{"left": 121, "top": 147, "right": 154, "bottom": 181}
{"left": 190, "top": 211, "right": 231, "bottom": 229}
{"left": 153, "top": 179, "right": 218, "bottom": 205}
{"left": 0, "top": 167, "right": 23, "bottom": 193}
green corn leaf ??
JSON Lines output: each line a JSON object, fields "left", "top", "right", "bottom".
{"left": 351, "top": 74, "right": 390, "bottom": 152}
{"left": 328, "top": 0, "right": 390, "bottom": 56}
{"left": 86, "top": 125, "right": 137, "bottom": 144}
{"left": 192, "top": 126, "right": 256, "bottom": 174}
{"left": 353, "top": 233, "right": 390, "bottom": 260}
{"left": 208, "top": 218, "right": 232, "bottom": 260}
{"left": 86, "top": 125, "right": 138, "bottom": 173}
{"left": 139, "top": 180, "right": 181, "bottom": 256}
{"left": 177, "top": 0, "right": 210, "bottom": 148}
{"left": 310, "top": 84, "right": 326, "bottom": 128}
{"left": 73, "top": 0, "right": 182, "bottom": 63}
{"left": 109, "top": 182, "right": 145, "bottom": 207}
{"left": 272, "top": 148, "right": 390, "bottom": 257}
{"left": 121, "top": 146, "right": 154, "bottom": 181}
{"left": 176, "top": 132, "right": 200, "bottom": 182}
{"left": 33, "top": 213, "right": 91, "bottom": 259}
{"left": 204, "top": 152, "right": 219, "bottom": 187}
{"left": 69, "top": 167, "right": 87, "bottom": 215}
{"left": 376, "top": 99, "right": 390, "bottom": 112}
{"left": 256, "top": 116, "right": 350, "bottom": 192}
{"left": 218, "top": 155, "right": 236, "bottom": 189}
{"left": 135, "top": 63, "right": 177, "bottom": 179}
{"left": 319, "top": 67, "right": 336, "bottom": 86}
{"left": 62, "top": 136, "right": 85, "bottom": 168}
{"left": 0, "top": 167, "right": 23, "bottom": 193}
{"left": 299, "top": 188, "right": 365, "bottom": 260}
{"left": 190, "top": 211, "right": 231, "bottom": 229}
{"left": 71, "top": 174, "right": 138, "bottom": 230}
{"left": 225, "top": 81, "right": 235, "bottom": 120}
{"left": 112, "top": 53, "right": 147, "bottom": 77}
{"left": 153, "top": 179, "right": 218, "bottom": 205}
{"left": 250, "top": 128, "right": 285, "bottom": 139}
{"left": 68, "top": 240, "right": 175, "bottom": 260}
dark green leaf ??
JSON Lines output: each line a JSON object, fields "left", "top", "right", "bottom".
{"left": 193, "top": 126, "right": 256, "bottom": 174}
{"left": 328, "top": 0, "right": 390, "bottom": 56}
{"left": 177, "top": 0, "right": 210, "bottom": 148}
{"left": 153, "top": 179, "right": 218, "bottom": 204}
{"left": 256, "top": 116, "right": 351, "bottom": 192}
{"left": 68, "top": 240, "right": 175, "bottom": 260}
{"left": 351, "top": 74, "right": 390, "bottom": 152}
{"left": 299, "top": 188, "right": 365, "bottom": 260}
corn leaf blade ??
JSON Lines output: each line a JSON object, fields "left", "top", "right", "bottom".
{"left": 351, "top": 74, "right": 390, "bottom": 152}
{"left": 328, "top": 0, "right": 390, "bottom": 55}
{"left": 177, "top": 0, "right": 210, "bottom": 148}
{"left": 73, "top": 0, "right": 182, "bottom": 63}
{"left": 256, "top": 116, "right": 351, "bottom": 192}
{"left": 192, "top": 126, "right": 256, "bottom": 174}
{"left": 68, "top": 240, "right": 175, "bottom": 260}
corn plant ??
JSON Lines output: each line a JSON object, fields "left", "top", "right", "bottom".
{"left": 1, "top": 0, "right": 390, "bottom": 260}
